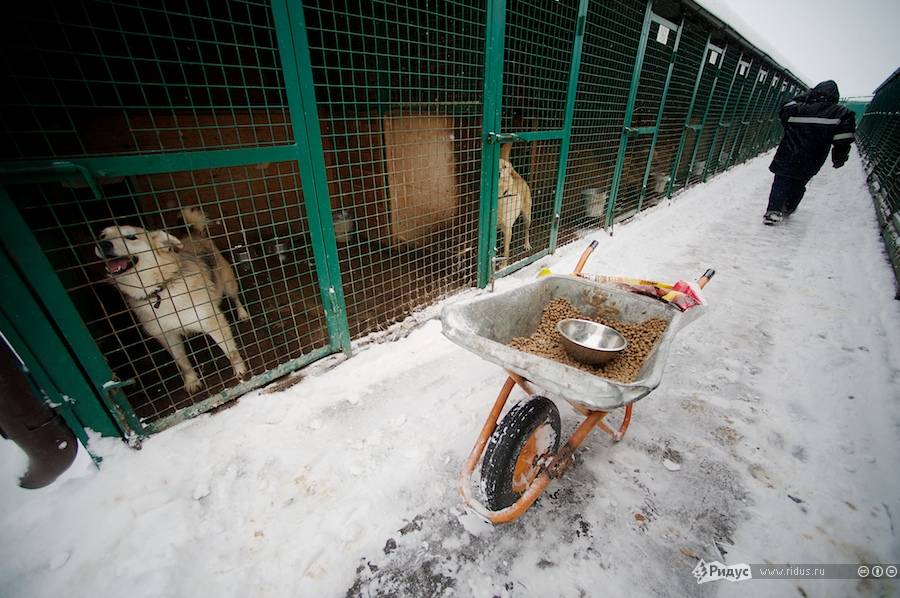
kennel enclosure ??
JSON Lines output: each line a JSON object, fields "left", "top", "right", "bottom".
{"left": 0, "top": 0, "right": 805, "bottom": 446}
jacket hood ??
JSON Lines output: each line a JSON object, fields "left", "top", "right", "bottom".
{"left": 810, "top": 80, "right": 839, "bottom": 102}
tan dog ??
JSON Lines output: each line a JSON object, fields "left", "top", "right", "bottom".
{"left": 497, "top": 153, "right": 532, "bottom": 267}
{"left": 95, "top": 208, "right": 250, "bottom": 394}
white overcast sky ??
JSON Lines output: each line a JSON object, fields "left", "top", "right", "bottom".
{"left": 702, "top": 0, "right": 899, "bottom": 97}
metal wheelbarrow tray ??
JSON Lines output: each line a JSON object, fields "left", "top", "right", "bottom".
{"left": 441, "top": 274, "right": 705, "bottom": 412}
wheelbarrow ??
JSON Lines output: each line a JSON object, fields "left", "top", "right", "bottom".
{"left": 440, "top": 241, "right": 714, "bottom": 524}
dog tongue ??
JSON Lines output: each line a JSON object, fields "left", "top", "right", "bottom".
{"left": 105, "top": 257, "right": 130, "bottom": 275}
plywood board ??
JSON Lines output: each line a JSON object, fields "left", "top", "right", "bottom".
{"left": 382, "top": 114, "right": 458, "bottom": 245}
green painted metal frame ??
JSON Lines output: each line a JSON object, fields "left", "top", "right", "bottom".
{"left": 714, "top": 58, "right": 756, "bottom": 174}
{"left": 548, "top": 0, "right": 590, "bottom": 253}
{"left": 277, "top": 0, "right": 351, "bottom": 356}
{"left": 682, "top": 42, "right": 728, "bottom": 190}
{"left": 0, "top": 0, "right": 817, "bottom": 444}
{"left": 0, "top": 146, "right": 300, "bottom": 183}
{"left": 766, "top": 81, "right": 794, "bottom": 146}
{"left": 701, "top": 52, "right": 746, "bottom": 182}
{"left": 0, "top": 259, "right": 118, "bottom": 445}
{"left": 741, "top": 72, "right": 779, "bottom": 160}
{"left": 0, "top": 184, "right": 145, "bottom": 441}
{"left": 665, "top": 33, "right": 713, "bottom": 198}
{"left": 636, "top": 16, "right": 685, "bottom": 213}
{"left": 725, "top": 66, "right": 766, "bottom": 169}
{"left": 477, "top": 0, "right": 588, "bottom": 287}
{"left": 604, "top": 0, "right": 654, "bottom": 229}
{"left": 756, "top": 82, "right": 789, "bottom": 152}
{"left": 476, "top": 0, "right": 508, "bottom": 289}
{"left": 0, "top": 0, "right": 355, "bottom": 441}
{"left": 763, "top": 78, "right": 793, "bottom": 149}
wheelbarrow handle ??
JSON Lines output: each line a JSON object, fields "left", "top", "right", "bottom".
{"left": 698, "top": 268, "right": 715, "bottom": 289}
{"left": 573, "top": 240, "right": 599, "bottom": 276}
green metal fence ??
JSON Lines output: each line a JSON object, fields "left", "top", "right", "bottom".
{"left": 857, "top": 69, "right": 900, "bottom": 298}
{"left": 0, "top": 0, "right": 804, "bottom": 445}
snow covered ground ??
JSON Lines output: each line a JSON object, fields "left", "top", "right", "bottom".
{"left": 2, "top": 149, "right": 899, "bottom": 598}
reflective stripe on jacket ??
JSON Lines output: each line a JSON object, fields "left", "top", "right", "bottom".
{"left": 769, "top": 80, "right": 856, "bottom": 179}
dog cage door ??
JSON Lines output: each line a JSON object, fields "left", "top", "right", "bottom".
{"left": 605, "top": 7, "right": 684, "bottom": 226}
{"left": 476, "top": 0, "right": 589, "bottom": 287}
{"left": 0, "top": 178, "right": 144, "bottom": 442}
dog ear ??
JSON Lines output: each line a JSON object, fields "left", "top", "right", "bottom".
{"left": 151, "top": 231, "right": 184, "bottom": 253}
{"left": 500, "top": 143, "right": 512, "bottom": 161}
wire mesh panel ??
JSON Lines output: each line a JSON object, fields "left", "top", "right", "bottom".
{"left": 496, "top": 0, "right": 579, "bottom": 268}
{"left": 0, "top": 0, "right": 291, "bottom": 159}
{"left": 640, "top": 19, "right": 706, "bottom": 209}
{"left": 735, "top": 69, "right": 774, "bottom": 162}
{"left": 0, "top": 0, "right": 814, "bottom": 437}
{"left": 502, "top": 1, "right": 579, "bottom": 134}
{"left": 755, "top": 79, "right": 789, "bottom": 154}
{"left": 8, "top": 164, "right": 328, "bottom": 424}
{"left": 558, "top": 0, "right": 645, "bottom": 244}
{"left": 741, "top": 71, "right": 783, "bottom": 160}
{"left": 857, "top": 71, "right": 900, "bottom": 296}
{"left": 713, "top": 59, "right": 761, "bottom": 175}
{"left": 727, "top": 60, "right": 768, "bottom": 167}
{"left": 703, "top": 55, "right": 750, "bottom": 177}
{"left": 680, "top": 43, "right": 735, "bottom": 188}
{"left": 303, "top": 0, "right": 486, "bottom": 339}
{"left": 0, "top": 0, "right": 342, "bottom": 430}
{"left": 610, "top": 16, "right": 677, "bottom": 220}
{"left": 668, "top": 41, "right": 719, "bottom": 189}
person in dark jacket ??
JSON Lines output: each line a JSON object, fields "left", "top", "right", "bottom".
{"left": 764, "top": 80, "right": 856, "bottom": 224}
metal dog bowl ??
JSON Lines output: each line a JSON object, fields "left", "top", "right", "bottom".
{"left": 556, "top": 319, "right": 627, "bottom": 365}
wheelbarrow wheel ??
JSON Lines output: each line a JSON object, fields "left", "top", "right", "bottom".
{"left": 481, "top": 396, "right": 561, "bottom": 511}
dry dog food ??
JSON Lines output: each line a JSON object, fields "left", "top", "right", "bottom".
{"left": 508, "top": 298, "right": 667, "bottom": 383}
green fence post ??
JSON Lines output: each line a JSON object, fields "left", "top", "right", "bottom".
{"left": 745, "top": 73, "right": 778, "bottom": 159}
{"left": 727, "top": 66, "right": 765, "bottom": 169}
{"left": 715, "top": 58, "right": 753, "bottom": 174}
{"left": 665, "top": 33, "right": 712, "bottom": 198}
{"left": 0, "top": 209, "right": 123, "bottom": 440}
{"left": 476, "top": 0, "right": 507, "bottom": 288}
{"left": 605, "top": 0, "right": 654, "bottom": 229}
{"left": 760, "top": 82, "right": 789, "bottom": 151}
{"left": 682, "top": 43, "right": 727, "bottom": 190}
{"left": 702, "top": 52, "right": 744, "bottom": 182}
{"left": 0, "top": 182, "right": 145, "bottom": 441}
{"left": 548, "top": 0, "right": 590, "bottom": 253}
{"left": 274, "top": 0, "right": 352, "bottom": 354}
{"left": 636, "top": 16, "right": 684, "bottom": 213}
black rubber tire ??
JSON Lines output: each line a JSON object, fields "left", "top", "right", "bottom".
{"left": 481, "top": 396, "right": 561, "bottom": 511}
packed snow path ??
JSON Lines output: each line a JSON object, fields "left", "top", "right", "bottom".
{"left": 2, "top": 149, "right": 899, "bottom": 598}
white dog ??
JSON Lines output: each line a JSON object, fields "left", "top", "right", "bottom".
{"left": 497, "top": 157, "right": 532, "bottom": 267}
{"left": 95, "top": 208, "right": 250, "bottom": 394}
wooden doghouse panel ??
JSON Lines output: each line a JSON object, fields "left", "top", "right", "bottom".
{"left": 382, "top": 114, "right": 458, "bottom": 245}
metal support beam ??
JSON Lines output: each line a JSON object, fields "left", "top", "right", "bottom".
{"left": 637, "top": 16, "right": 684, "bottom": 213}
{"left": 549, "top": 0, "right": 590, "bottom": 253}
{"left": 682, "top": 43, "right": 728, "bottom": 190}
{"left": 701, "top": 52, "right": 745, "bottom": 182}
{"left": 605, "top": 0, "right": 654, "bottom": 230}
{"left": 277, "top": 0, "right": 352, "bottom": 355}
{"left": 476, "top": 0, "right": 508, "bottom": 288}
{"left": 666, "top": 33, "right": 713, "bottom": 198}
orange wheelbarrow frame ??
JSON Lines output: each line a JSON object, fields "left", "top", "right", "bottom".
{"left": 458, "top": 241, "right": 712, "bottom": 524}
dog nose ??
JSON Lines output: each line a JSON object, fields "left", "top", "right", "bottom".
{"left": 98, "top": 240, "right": 113, "bottom": 252}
